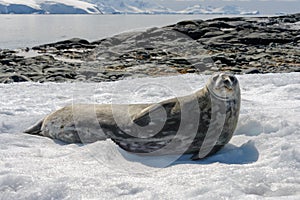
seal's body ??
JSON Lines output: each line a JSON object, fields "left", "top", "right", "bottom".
{"left": 25, "top": 73, "right": 240, "bottom": 160}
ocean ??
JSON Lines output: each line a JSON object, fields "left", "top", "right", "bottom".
{"left": 0, "top": 14, "right": 252, "bottom": 49}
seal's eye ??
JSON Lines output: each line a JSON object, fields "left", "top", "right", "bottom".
{"left": 229, "top": 76, "right": 236, "bottom": 84}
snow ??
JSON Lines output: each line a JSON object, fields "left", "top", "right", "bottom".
{"left": 85, "top": 0, "right": 174, "bottom": 14}
{"left": 0, "top": 73, "right": 299, "bottom": 199}
{"left": 0, "top": 0, "right": 42, "bottom": 14}
{"left": 0, "top": 0, "right": 101, "bottom": 14}
{"left": 37, "top": 0, "right": 101, "bottom": 14}
{"left": 0, "top": 0, "right": 259, "bottom": 15}
{"left": 180, "top": 4, "right": 259, "bottom": 15}
{"left": 0, "top": 0, "right": 39, "bottom": 9}
{"left": 86, "top": 0, "right": 259, "bottom": 15}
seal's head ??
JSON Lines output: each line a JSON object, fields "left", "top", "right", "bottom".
{"left": 207, "top": 73, "right": 240, "bottom": 100}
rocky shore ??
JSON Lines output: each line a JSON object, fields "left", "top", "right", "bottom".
{"left": 0, "top": 13, "right": 299, "bottom": 83}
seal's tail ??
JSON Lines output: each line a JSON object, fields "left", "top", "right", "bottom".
{"left": 24, "top": 120, "right": 43, "bottom": 135}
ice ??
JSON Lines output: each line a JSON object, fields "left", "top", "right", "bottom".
{"left": 180, "top": 4, "right": 259, "bottom": 15}
{"left": 0, "top": 0, "right": 101, "bottom": 14}
{"left": 0, "top": 0, "right": 260, "bottom": 15}
{"left": 0, "top": 73, "right": 299, "bottom": 199}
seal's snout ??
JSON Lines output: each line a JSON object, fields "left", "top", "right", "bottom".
{"left": 222, "top": 74, "right": 237, "bottom": 90}
{"left": 207, "top": 73, "right": 239, "bottom": 100}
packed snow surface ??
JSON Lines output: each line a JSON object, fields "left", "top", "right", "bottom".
{"left": 0, "top": 73, "right": 299, "bottom": 199}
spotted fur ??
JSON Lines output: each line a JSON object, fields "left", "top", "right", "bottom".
{"left": 25, "top": 73, "right": 240, "bottom": 160}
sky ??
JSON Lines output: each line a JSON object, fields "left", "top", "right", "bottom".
{"left": 153, "top": 0, "right": 300, "bottom": 14}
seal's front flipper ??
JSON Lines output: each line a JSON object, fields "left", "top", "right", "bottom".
{"left": 133, "top": 100, "right": 177, "bottom": 127}
{"left": 24, "top": 120, "right": 43, "bottom": 135}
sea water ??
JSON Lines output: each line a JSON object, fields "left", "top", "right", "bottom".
{"left": 0, "top": 14, "right": 247, "bottom": 49}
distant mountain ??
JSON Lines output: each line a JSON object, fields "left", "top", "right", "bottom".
{"left": 0, "top": 0, "right": 102, "bottom": 14}
{"left": 84, "top": 0, "right": 175, "bottom": 14}
{"left": 84, "top": 0, "right": 259, "bottom": 15}
{"left": 0, "top": 0, "right": 259, "bottom": 15}
{"left": 180, "top": 4, "right": 259, "bottom": 15}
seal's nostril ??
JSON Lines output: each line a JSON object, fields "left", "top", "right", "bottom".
{"left": 224, "top": 79, "right": 231, "bottom": 88}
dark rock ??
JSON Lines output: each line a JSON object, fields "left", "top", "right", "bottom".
{"left": 186, "top": 69, "right": 196, "bottom": 73}
{"left": 1, "top": 14, "right": 299, "bottom": 84}
{"left": 33, "top": 38, "right": 94, "bottom": 50}
{"left": 170, "top": 58, "right": 191, "bottom": 65}
{"left": 171, "top": 21, "right": 208, "bottom": 40}
{"left": 203, "top": 31, "right": 224, "bottom": 38}
{"left": 176, "top": 20, "right": 202, "bottom": 26}
{"left": 45, "top": 75, "right": 67, "bottom": 82}
{"left": 193, "top": 63, "right": 208, "bottom": 72}
{"left": 294, "top": 67, "right": 300, "bottom": 72}
{"left": 239, "top": 33, "right": 294, "bottom": 45}
{"left": 208, "top": 21, "right": 234, "bottom": 29}
{"left": 222, "top": 67, "right": 242, "bottom": 73}
{"left": 214, "top": 60, "right": 222, "bottom": 65}
{"left": 44, "top": 68, "right": 73, "bottom": 74}
{"left": 249, "top": 61, "right": 262, "bottom": 68}
{"left": 294, "top": 35, "right": 300, "bottom": 43}
{"left": 0, "top": 59, "right": 13, "bottom": 65}
{"left": 244, "top": 68, "right": 262, "bottom": 74}
{"left": 212, "top": 55, "right": 236, "bottom": 66}
{"left": 236, "top": 22, "right": 256, "bottom": 30}
{"left": 207, "top": 17, "right": 245, "bottom": 23}
{"left": 1, "top": 74, "right": 31, "bottom": 83}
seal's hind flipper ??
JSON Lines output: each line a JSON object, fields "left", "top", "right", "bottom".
{"left": 24, "top": 120, "right": 43, "bottom": 135}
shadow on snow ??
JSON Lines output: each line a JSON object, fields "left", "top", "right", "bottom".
{"left": 119, "top": 140, "right": 259, "bottom": 168}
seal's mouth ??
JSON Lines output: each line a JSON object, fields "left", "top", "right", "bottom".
{"left": 224, "top": 85, "right": 233, "bottom": 91}
{"left": 215, "top": 86, "right": 233, "bottom": 91}
{"left": 207, "top": 86, "right": 233, "bottom": 100}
